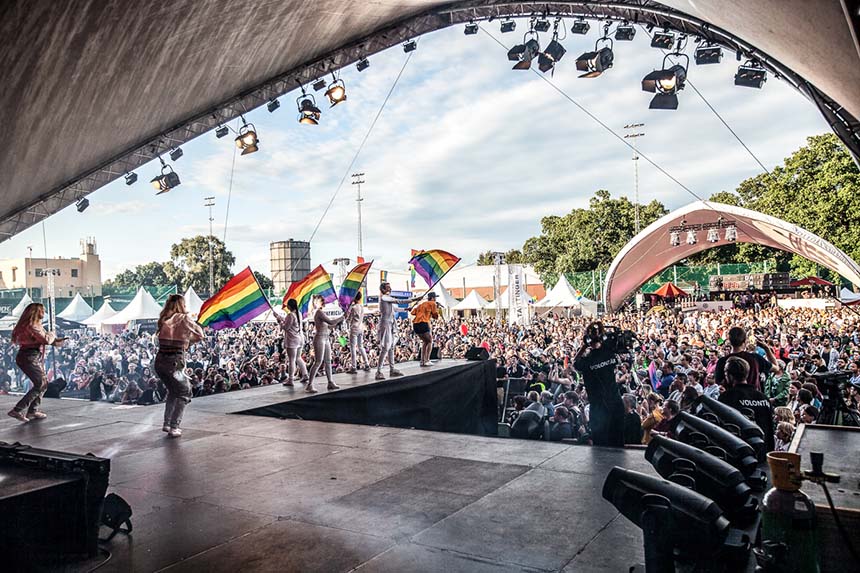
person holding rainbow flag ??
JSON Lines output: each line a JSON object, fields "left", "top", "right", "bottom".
{"left": 376, "top": 282, "right": 419, "bottom": 381}
{"left": 305, "top": 294, "right": 344, "bottom": 393}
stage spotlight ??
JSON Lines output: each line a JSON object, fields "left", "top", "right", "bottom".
{"left": 534, "top": 17, "right": 551, "bottom": 33}
{"left": 403, "top": 39, "right": 417, "bottom": 53}
{"left": 356, "top": 57, "right": 370, "bottom": 72}
{"left": 508, "top": 34, "right": 541, "bottom": 70}
{"left": 215, "top": 125, "right": 229, "bottom": 139}
{"left": 724, "top": 225, "right": 738, "bottom": 241}
{"left": 693, "top": 395, "right": 766, "bottom": 458}
{"left": 669, "top": 230, "right": 681, "bottom": 246}
{"left": 646, "top": 436, "right": 758, "bottom": 519}
{"left": 464, "top": 22, "right": 479, "bottom": 35}
{"left": 673, "top": 412, "right": 759, "bottom": 478}
{"left": 312, "top": 78, "right": 327, "bottom": 92}
{"left": 571, "top": 19, "right": 590, "bottom": 35}
{"left": 735, "top": 61, "right": 767, "bottom": 88}
{"left": 297, "top": 94, "right": 321, "bottom": 125}
{"left": 707, "top": 228, "right": 719, "bottom": 243}
{"left": 76, "top": 197, "right": 90, "bottom": 213}
{"left": 150, "top": 162, "right": 181, "bottom": 194}
{"left": 695, "top": 44, "right": 723, "bottom": 65}
{"left": 267, "top": 99, "right": 280, "bottom": 113}
{"left": 500, "top": 18, "right": 515, "bottom": 33}
{"left": 124, "top": 172, "right": 137, "bottom": 186}
{"left": 234, "top": 123, "right": 259, "bottom": 155}
{"left": 575, "top": 44, "right": 614, "bottom": 78}
{"left": 651, "top": 31, "right": 675, "bottom": 49}
{"left": 641, "top": 58, "right": 687, "bottom": 110}
{"left": 615, "top": 23, "right": 636, "bottom": 41}
{"left": 325, "top": 77, "right": 347, "bottom": 107}
{"left": 685, "top": 229, "right": 698, "bottom": 244}
{"left": 169, "top": 147, "right": 183, "bottom": 161}
{"left": 538, "top": 38, "right": 566, "bottom": 73}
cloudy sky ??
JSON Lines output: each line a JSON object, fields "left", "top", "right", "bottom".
{"left": 0, "top": 21, "right": 829, "bottom": 280}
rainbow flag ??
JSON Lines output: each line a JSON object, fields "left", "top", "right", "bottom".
{"left": 282, "top": 265, "right": 336, "bottom": 317}
{"left": 409, "top": 249, "right": 460, "bottom": 289}
{"left": 338, "top": 261, "right": 373, "bottom": 311}
{"left": 198, "top": 267, "right": 271, "bottom": 330}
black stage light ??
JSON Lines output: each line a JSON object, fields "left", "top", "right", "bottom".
{"left": 500, "top": 19, "right": 515, "bottom": 33}
{"left": 651, "top": 30, "right": 675, "bottom": 49}
{"left": 692, "top": 395, "right": 766, "bottom": 458}
{"left": 215, "top": 125, "right": 229, "bottom": 139}
{"left": 673, "top": 411, "right": 758, "bottom": 477}
{"left": 297, "top": 95, "right": 321, "bottom": 125}
{"left": 602, "top": 467, "right": 732, "bottom": 561}
{"left": 534, "top": 17, "right": 551, "bottom": 32}
{"left": 695, "top": 44, "right": 723, "bottom": 65}
{"left": 575, "top": 45, "right": 614, "bottom": 78}
{"left": 571, "top": 19, "right": 590, "bottom": 35}
{"left": 169, "top": 147, "right": 183, "bottom": 161}
{"left": 234, "top": 123, "right": 259, "bottom": 155}
{"left": 356, "top": 57, "right": 370, "bottom": 72}
{"left": 464, "top": 22, "right": 479, "bottom": 35}
{"left": 538, "top": 39, "right": 566, "bottom": 72}
{"left": 150, "top": 164, "right": 181, "bottom": 194}
{"left": 645, "top": 436, "right": 758, "bottom": 521}
{"left": 325, "top": 77, "right": 347, "bottom": 107}
{"left": 312, "top": 79, "right": 327, "bottom": 92}
{"left": 76, "top": 197, "right": 90, "bottom": 213}
{"left": 403, "top": 39, "right": 417, "bottom": 53}
{"left": 735, "top": 61, "right": 767, "bottom": 88}
{"left": 509, "top": 36, "right": 540, "bottom": 70}
{"left": 615, "top": 23, "right": 636, "bottom": 41}
{"left": 267, "top": 99, "right": 280, "bottom": 113}
{"left": 642, "top": 60, "right": 687, "bottom": 110}
{"left": 124, "top": 172, "right": 137, "bottom": 186}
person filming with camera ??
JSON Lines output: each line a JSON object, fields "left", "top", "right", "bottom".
{"left": 573, "top": 321, "right": 625, "bottom": 447}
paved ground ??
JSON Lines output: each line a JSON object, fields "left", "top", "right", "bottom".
{"left": 1, "top": 361, "right": 648, "bottom": 572}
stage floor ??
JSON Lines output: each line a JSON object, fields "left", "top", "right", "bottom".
{"left": 1, "top": 359, "right": 649, "bottom": 572}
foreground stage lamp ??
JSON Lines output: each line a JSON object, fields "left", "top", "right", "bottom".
{"left": 403, "top": 39, "right": 417, "bottom": 53}
{"left": 356, "top": 57, "right": 370, "bottom": 72}
{"left": 533, "top": 17, "right": 551, "bottom": 33}
{"left": 724, "top": 224, "right": 738, "bottom": 241}
{"left": 734, "top": 60, "right": 767, "bottom": 88}
{"left": 538, "top": 37, "right": 566, "bottom": 73}
{"left": 325, "top": 75, "right": 347, "bottom": 107}
{"left": 571, "top": 18, "right": 590, "bottom": 35}
{"left": 707, "top": 228, "right": 720, "bottom": 243}
{"left": 508, "top": 32, "right": 541, "bottom": 70}
{"left": 296, "top": 82, "right": 321, "bottom": 125}
{"left": 650, "top": 30, "right": 675, "bottom": 50}
{"left": 234, "top": 123, "right": 259, "bottom": 155}
{"left": 695, "top": 44, "right": 723, "bottom": 65}
{"left": 645, "top": 436, "right": 758, "bottom": 520}
{"left": 267, "top": 99, "right": 280, "bottom": 113}
{"left": 669, "top": 230, "right": 681, "bottom": 247}
{"left": 312, "top": 78, "right": 327, "bottom": 92}
{"left": 215, "top": 125, "right": 229, "bottom": 139}
{"left": 614, "top": 22, "right": 636, "bottom": 41}
{"left": 169, "top": 147, "right": 183, "bottom": 161}
{"left": 124, "top": 172, "right": 137, "bottom": 186}
{"left": 641, "top": 56, "right": 688, "bottom": 110}
{"left": 685, "top": 228, "right": 698, "bottom": 245}
{"left": 673, "top": 412, "right": 759, "bottom": 477}
{"left": 150, "top": 160, "right": 181, "bottom": 194}
{"left": 75, "top": 197, "right": 90, "bottom": 213}
{"left": 575, "top": 42, "right": 614, "bottom": 78}
{"left": 500, "top": 18, "right": 516, "bottom": 33}
{"left": 464, "top": 22, "right": 479, "bottom": 35}
{"left": 693, "top": 395, "right": 766, "bottom": 458}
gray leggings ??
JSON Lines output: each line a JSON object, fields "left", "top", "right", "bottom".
{"left": 349, "top": 332, "right": 369, "bottom": 369}
{"left": 286, "top": 346, "right": 308, "bottom": 383}
{"left": 307, "top": 336, "right": 333, "bottom": 383}
{"left": 13, "top": 349, "right": 47, "bottom": 414}
{"left": 154, "top": 352, "right": 191, "bottom": 428}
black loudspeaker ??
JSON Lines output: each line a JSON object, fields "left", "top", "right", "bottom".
{"left": 100, "top": 493, "right": 133, "bottom": 541}
{"left": 430, "top": 346, "right": 440, "bottom": 360}
{"left": 464, "top": 347, "right": 490, "bottom": 361}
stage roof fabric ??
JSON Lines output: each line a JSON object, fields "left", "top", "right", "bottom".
{"left": 1, "top": 1, "right": 858, "bottom": 241}
{"left": 604, "top": 201, "right": 860, "bottom": 312}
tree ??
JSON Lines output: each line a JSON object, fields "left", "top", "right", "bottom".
{"left": 103, "top": 261, "right": 171, "bottom": 292}
{"left": 253, "top": 271, "right": 273, "bottom": 291}
{"left": 166, "top": 236, "right": 236, "bottom": 294}
{"left": 476, "top": 249, "right": 525, "bottom": 265}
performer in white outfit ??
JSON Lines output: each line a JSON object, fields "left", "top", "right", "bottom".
{"left": 306, "top": 294, "right": 344, "bottom": 393}
{"left": 376, "top": 282, "right": 418, "bottom": 381}
{"left": 277, "top": 298, "right": 309, "bottom": 387}
{"left": 345, "top": 291, "right": 370, "bottom": 373}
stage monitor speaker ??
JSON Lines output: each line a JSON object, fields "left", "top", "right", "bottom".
{"left": 465, "top": 347, "right": 489, "bottom": 361}
{"left": 430, "top": 346, "right": 440, "bottom": 360}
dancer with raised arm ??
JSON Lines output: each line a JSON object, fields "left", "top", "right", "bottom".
{"left": 345, "top": 291, "right": 371, "bottom": 373}
{"left": 7, "top": 303, "right": 65, "bottom": 422}
{"left": 376, "top": 282, "right": 418, "bottom": 380}
{"left": 277, "top": 298, "right": 309, "bottom": 387}
{"left": 155, "top": 294, "right": 204, "bottom": 438}
{"left": 306, "top": 294, "right": 344, "bottom": 393}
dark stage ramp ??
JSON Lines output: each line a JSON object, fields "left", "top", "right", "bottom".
{"left": 0, "top": 359, "right": 648, "bottom": 572}
{"left": 239, "top": 360, "right": 499, "bottom": 436}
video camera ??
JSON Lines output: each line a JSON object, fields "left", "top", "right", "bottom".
{"left": 603, "top": 325, "right": 638, "bottom": 354}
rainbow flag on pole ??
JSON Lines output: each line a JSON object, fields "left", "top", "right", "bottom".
{"left": 282, "top": 265, "right": 336, "bottom": 317}
{"left": 409, "top": 249, "right": 461, "bottom": 289}
{"left": 338, "top": 261, "right": 372, "bottom": 311}
{"left": 198, "top": 267, "right": 271, "bottom": 330}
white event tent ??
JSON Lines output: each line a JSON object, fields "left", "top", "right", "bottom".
{"left": 83, "top": 302, "right": 118, "bottom": 329}
{"left": 453, "top": 290, "right": 489, "bottom": 313}
{"left": 431, "top": 284, "right": 459, "bottom": 317}
{"left": 102, "top": 287, "right": 163, "bottom": 325}
{"left": 0, "top": 293, "right": 34, "bottom": 330}
{"left": 840, "top": 288, "right": 860, "bottom": 305}
{"left": 184, "top": 287, "right": 204, "bottom": 317}
{"left": 535, "top": 275, "right": 598, "bottom": 317}
{"left": 57, "top": 293, "right": 95, "bottom": 322}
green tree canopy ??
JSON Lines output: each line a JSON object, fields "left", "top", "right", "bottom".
{"left": 476, "top": 249, "right": 525, "bottom": 265}
{"left": 103, "top": 261, "right": 171, "bottom": 292}
{"left": 166, "top": 236, "right": 236, "bottom": 295}
{"left": 253, "top": 271, "right": 273, "bottom": 291}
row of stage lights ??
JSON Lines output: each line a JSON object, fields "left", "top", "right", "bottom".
{"left": 464, "top": 16, "right": 768, "bottom": 110}
{"left": 668, "top": 219, "right": 738, "bottom": 247}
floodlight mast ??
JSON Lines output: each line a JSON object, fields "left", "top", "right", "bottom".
{"left": 352, "top": 173, "right": 365, "bottom": 261}
{"left": 624, "top": 124, "right": 645, "bottom": 233}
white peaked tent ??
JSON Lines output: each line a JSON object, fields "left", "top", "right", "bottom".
{"left": 535, "top": 275, "right": 598, "bottom": 317}
{"left": 454, "top": 290, "right": 489, "bottom": 312}
{"left": 431, "top": 284, "right": 459, "bottom": 309}
{"left": 10, "top": 293, "right": 34, "bottom": 317}
{"left": 83, "top": 302, "right": 118, "bottom": 328}
{"left": 184, "top": 287, "right": 204, "bottom": 316}
{"left": 103, "top": 287, "right": 163, "bottom": 325}
{"left": 57, "top": 293, "right": 94, "bottom": 322}
{"left": 841, "top": 288, "right": 860, "bottom": 305}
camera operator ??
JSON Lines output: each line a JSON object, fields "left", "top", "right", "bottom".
{"left": 573, "top": 322, "right": 625, "bottom": 447}
{"left": 719, "top": 356, "right": 774, "bottom": 451}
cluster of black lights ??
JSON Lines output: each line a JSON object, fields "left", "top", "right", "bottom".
{"left": 464, "top": 17, "right": 769, "bottom": 110}
{"left": 669, "top": 219, "right": 738, "bottom": 246}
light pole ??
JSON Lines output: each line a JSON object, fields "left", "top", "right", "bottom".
{"left": 204, "top": 197, "right": 215, "bottom": 295}
{"left": 333, "top": 258, "right": 352, "bottom": 288}
{"left": 26, "top": 246, "right": 32, "bottom": 298}
{"left": 624, "top": 123, "right": 645, "bottom": 233}
{"left": 352, "top": 173, "right": 365, "bottom": 260}
{"left": 492, "top": 252, "right": 504, "bottom": 324}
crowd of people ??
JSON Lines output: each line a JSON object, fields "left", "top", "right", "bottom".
{"left": 3, "top": 297, "right": 860, "bottom": 449}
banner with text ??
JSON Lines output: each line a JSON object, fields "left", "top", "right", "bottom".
{"left": 507, "top": 264, "right": 530, "bottom": 326}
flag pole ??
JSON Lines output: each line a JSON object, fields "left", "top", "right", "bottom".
{"left": 247, "top": 266, "right": 275, "bottom": 348}
{"left": 410, "top": 257, "right": 460, "bottom": 305}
